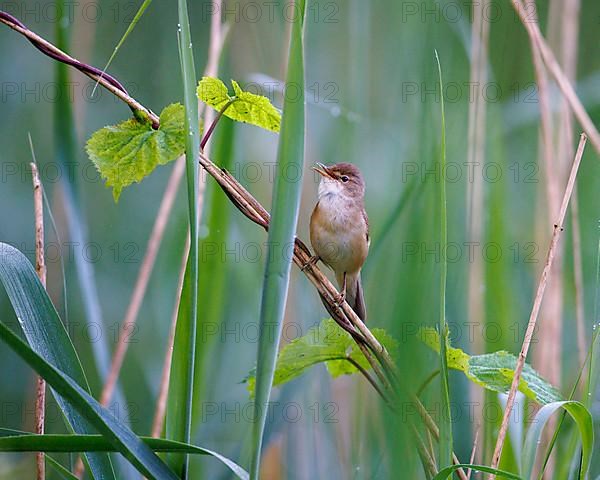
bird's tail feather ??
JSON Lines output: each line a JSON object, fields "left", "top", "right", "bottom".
{"left": 327, "top": 272, "right": 367, "bottom": 323}
{"left": 352, "top": 273, "right": 367, "bottom": 322}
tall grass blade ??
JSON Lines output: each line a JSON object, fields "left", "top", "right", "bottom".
{"left": 539, "top": 319, "right": 600, "bottom": 477}
{"left": 521, "top": 401, "right": 593, "bottom": 480}
{"left": 165, "top": 2, "right": 201, "bottom": 478}
{"left": 0, "top": 243, "right": 115, "bottom": 479}
{"left": 0, "top": 429, "right": 80, "bottom": 480}
{"left": 249, "top": 2, "right": 306, "bottom": 478}
{"left": 166, "top": 256, "right": 193, "bottom": 472}
{"left": 0, "top": 432, "right": 249, "bottom": 480}
{"left": 434, "top": 49, "right": 453, "bottom": 470}
{"left": 0, "top": 320, "right": 178, "bottom": 480}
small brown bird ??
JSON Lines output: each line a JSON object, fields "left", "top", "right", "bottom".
{"left": 309, "top": 162, "right": 370, "bottom": 322}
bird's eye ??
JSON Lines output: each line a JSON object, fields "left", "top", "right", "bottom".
{"left": 341, "top": 175, "right": 349, "bottom": 183}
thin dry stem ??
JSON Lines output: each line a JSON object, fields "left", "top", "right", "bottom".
{"left": 510, "top": 0, "right": 600, "bottom": 155}
{"left": 31, "top": 162, "right": 46, "bottom": 480}
{"left": 466, "top": 427, "right": 479, "bottom": 480}
{"left": 30, "top": 163, "right": 46, "bottom": 284}
{"left": 490, "top": 133, "right": 587, "bottom": 474}
{"left": 412, "top": 424, "right": 437, "bottom": 478}
{"left": 466, "top": 0, "right": 489, "bottom": 464}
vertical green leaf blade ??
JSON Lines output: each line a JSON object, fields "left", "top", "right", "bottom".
{"left": 249, "top": 2, "right": 306, "bottom": 478}
{"left": 166, "top": 2, "right": 200, "bottom": 479}
{"left": 0, "top": 431, "right": 249, "bottom": 480}
{"left": 0, "top": 243, "right": 115, "bottom": 479}
{"left": 166, "top": 255, "right": 192, "bottom": 472}
{"left": 434, "top": 50, "right": 453, "bottom": 471}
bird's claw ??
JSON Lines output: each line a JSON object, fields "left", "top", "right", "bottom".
{"left": 333, "top": 291, "right": 346, "bottom": 307}
{"left": 301, "top": 255, "right": 319, "bottom": 271}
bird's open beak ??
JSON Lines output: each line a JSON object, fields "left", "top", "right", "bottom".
{"left": 312, "top": 162, "right": 335, "bottom": 179}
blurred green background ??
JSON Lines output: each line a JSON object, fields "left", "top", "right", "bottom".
{"left": 1, "top": 0, "right": 600, "bottom": 478}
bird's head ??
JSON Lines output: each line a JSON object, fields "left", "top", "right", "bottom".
{"left": 312, "top": 162, "right": 365, "bottom": 199}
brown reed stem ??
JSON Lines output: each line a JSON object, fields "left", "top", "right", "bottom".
{"left": 490, "top": 133, "right": 588, "bottom": 475}
{"left": 30, "top": 162, "right": 46, "bottom": 480}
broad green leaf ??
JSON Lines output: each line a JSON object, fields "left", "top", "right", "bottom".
{"left": 0, "top": 320, "right": 178, "bottom": 480}
{"left": 86, "top": 103, "right": 186, "bottom": 201}
{"left": 0, "top": 243, "right": 115, "bottom": 479}
{"left": 0, "top": 431, "right": 249, "bottom": 480}
{"left": 197, "top": 77, "right": 281, "bottom": 132}
{"left": 420, "top": 328, "right": 562, "bottom": 404}
{"left": 246, "top": 319, "right": 352, "bottom": 396}
{"left": 245, "top": 319, "right": 398, "bottom": 395}
{"left": 432, "top": 464, "right": 523, "bottom": 480}
{"left": 468, "top": 352, "right": 562, "bottom": 405}
{"left": 249, "top": 3, "right": 306, "bottom": 479}
{"left": 521, "top": 401, "right": 593, "bottom": 480}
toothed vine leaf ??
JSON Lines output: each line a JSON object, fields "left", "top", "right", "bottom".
{"left": 86, "top": 103, "right": 186, "bottom": 201}
{"left": 419, "top": 328, "right": 562, "bottom": 405}
{"left": 197, "top": 77, "right": 281, "bottom": 132}
{"left": 245, "top": 319, "right": 398, "bottom": 396}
